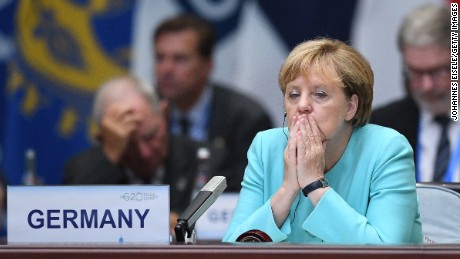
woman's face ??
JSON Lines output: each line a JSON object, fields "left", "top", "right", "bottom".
{"left": 284, "top": 68, "right": 358, "bottom": 150}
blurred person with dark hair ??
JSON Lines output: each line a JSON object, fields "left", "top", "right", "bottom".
{"left": 153, "top": 14, "right": 273, "bottom": 193}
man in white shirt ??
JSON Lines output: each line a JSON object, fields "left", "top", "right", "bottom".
{"left": 371, "top": 4, "right": 459, "bottom": 182}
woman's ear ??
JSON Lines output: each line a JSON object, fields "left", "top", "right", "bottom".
{"left": 345, "top": 94, "right": 358, "bottom": 121}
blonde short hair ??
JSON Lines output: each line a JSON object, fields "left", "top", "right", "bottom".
{"left": 278, "top": 38, "right": 373, "bottom": 127}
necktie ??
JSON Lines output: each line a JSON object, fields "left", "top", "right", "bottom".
{"left": 179, "top": 116, "right": 190, "bottom": 136}
{"left": 433, "top": 116, "right": 451, "bottom": 181}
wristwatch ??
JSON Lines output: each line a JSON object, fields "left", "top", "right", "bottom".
{"left": 302, "top": 177, "right": 329, "bottom": 197}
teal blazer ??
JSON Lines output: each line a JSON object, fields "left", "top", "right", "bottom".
{"left": 223, "top": 124, "right": 423, "bottom": 244}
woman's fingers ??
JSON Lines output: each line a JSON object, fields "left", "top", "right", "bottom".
{"left": 296, "top": 115, "right": 325, "bottom": 187}
{"left": 307, "top": 115, "right": 322, "bottom": 148}
{"left": 284, "top": 115, "right": 300, "bottom": 190}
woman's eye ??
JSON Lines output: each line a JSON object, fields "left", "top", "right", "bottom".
{"left": 314, "top": 90, "right": 327, "bottom": 98}
{"left": 288, "top": 91, "right": 300, "bottom": 99}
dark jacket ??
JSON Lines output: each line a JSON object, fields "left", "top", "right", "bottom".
{"left": 63, "top": 136, "right": 200, "bottom": 214}
{"left": 370, "top": 96, "right": 420, "bottom": 160}
{"left": 205, "top": 85, "right": 273, "bottom": 191}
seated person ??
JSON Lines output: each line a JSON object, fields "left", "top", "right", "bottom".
{"left": 371, "top": 4, "right": 457, "bottom": 182}
{"left": 223, "top": 38, "right": 423, "bottom": 244}
{"left": 64, "top": 75, "right": 209, "bottom": 233}
{"left": 153, "top": 14, "right": 273, "bottom": 192}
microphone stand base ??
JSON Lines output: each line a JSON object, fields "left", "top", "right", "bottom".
{"left": 174, "top": 220, "right": 197, "bottom": 244}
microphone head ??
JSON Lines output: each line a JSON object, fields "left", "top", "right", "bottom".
{"left": 201, "top": 176, "right": 226, "bottom": 194}
{"left": 176, "top": 176, "right": 227, "bottom": 228}
{"left": 175, "top": 176, "right": 227, "bottom": 242}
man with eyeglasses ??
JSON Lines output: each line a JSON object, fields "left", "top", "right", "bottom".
{"left": 371, "top": 4, "right": 458, "bottom": 182}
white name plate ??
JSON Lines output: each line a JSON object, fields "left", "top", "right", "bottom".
{"left": 195, "top": 193, "right": 239, "bottom": 240}
{"left": 7, "top": 185, "right": 170, "bottom": 244}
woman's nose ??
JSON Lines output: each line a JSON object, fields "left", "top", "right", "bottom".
{"left": 298, "top": 96, "right": 312, "bottom": 114}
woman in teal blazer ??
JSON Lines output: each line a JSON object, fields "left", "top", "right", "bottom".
{"left": 223, "top": 38, "right": 423, "bottom": 244}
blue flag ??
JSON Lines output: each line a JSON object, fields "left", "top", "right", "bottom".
{"left": 2, "top": 0, "right": 135, "bottom": 185}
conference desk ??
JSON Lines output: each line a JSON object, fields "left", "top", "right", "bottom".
{"left": 1, "top": 243, "right": 460, "bottom": 258}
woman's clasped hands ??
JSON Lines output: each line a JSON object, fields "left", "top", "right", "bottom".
{"left": 285, "top": 114, "right": 326, "bottom": 191}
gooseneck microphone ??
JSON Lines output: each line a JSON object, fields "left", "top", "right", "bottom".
{"left": 174, "top": 176, "right": 227, "bottom": 243}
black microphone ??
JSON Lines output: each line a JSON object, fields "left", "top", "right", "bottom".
{"left": 174, "top": 176, "right": 227, "bottom": 243}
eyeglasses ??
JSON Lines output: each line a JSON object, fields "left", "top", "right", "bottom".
{"left": 405, "top": 65, "right": 450, "bottom": 82}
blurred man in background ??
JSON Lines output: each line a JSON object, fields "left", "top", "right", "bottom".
{"left": 153, "top": 14, "right": 273, "bottom": 192}
{"left": 64, "top": 75, "right": 204, "bottom": 234}
{"left": 371, "top": 4, "right": 457, "bottom": 182}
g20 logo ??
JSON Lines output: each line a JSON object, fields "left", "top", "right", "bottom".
{"left": 121, "top": 192, "right": 143, "bottom": 201}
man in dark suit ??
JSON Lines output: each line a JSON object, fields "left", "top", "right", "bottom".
{"left": 153, "top": 15, "right": 273, "bottom": 192}
{"left": 63, "top": 76, "right": 204, "bottom": 233}
{"left": 371, "top": 5, "right": 457, "bottom": 182}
